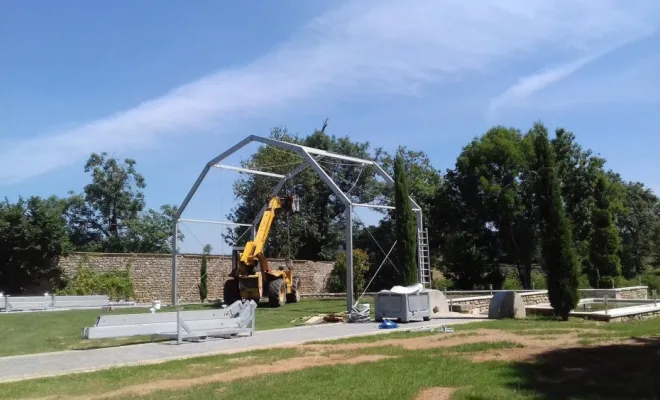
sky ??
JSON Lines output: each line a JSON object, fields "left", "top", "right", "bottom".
{"left": 1, "top": 0, "right": 660, "bottom": 254}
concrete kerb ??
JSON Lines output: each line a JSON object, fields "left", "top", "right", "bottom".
{"left": 0, "top": 315, "right": 488, "bottom": 383}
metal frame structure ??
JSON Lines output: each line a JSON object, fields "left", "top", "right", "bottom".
{"left": 172, "top": 135, "right": 428, "bottom": 312}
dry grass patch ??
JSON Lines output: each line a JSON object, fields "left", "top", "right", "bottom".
{"left": 414, "top": 386, "right": 458, "bottom": 400}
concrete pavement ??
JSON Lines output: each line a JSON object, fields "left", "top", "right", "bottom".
{"left": 0, "top": 313, "right": 487, "bottom": 383}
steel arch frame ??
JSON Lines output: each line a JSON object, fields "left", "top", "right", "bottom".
{"left": 171, "top": 135, "right": 424, "bottom": 312}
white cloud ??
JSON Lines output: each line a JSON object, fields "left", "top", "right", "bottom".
{"left": 2, "top": 0, "right": 659, "bottom": 184}
{"left": 488, "top": 2, "right": 660, "bottom": 116}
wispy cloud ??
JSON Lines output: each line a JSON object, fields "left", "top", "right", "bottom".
{"left": 2, "top": 0, "right": 659, "bottom": 184}
{"left": 488, "top": 2, "right": 660, "bottom": 116}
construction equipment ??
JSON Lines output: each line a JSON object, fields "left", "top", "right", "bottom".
{"left": 223, "top": 193, "right": 302, "bottom": 307}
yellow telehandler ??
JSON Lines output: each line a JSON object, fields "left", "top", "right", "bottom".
{"left": 223, "top": 193, "right": 302, "bottom": 307}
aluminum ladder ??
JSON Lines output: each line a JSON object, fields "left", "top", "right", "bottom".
{"left": 418, "top": 228, "right": 432, "bottom": 288}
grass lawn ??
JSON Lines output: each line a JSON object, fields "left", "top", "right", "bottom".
{"left": 0, "top": 299, "right": 363, "bottom": 357}
{"left": 0, "top": 316, "right": 658, "bottom": 399}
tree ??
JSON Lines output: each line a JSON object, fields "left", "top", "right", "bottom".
{"left": 615, "top": 181, "right": 660, "bottom": 277}
{"left": 589, "top": 175, "right": 622, "bottom": 287}
{"left": 0, "top": 196, "right": 71, "bottom": 294}
{"left": 66, "top": 153, "right": 180, "bottom": 253}
{"left": 430, "top": 171, "right": 503, "bottom": 289}
{"left": 450, "top": 127, "right": 538, "bottom": 288}
{"left": 224, "top": 126, "right": 381, "bottom": 261}
{"left": 530, "top": 123, "right": 579, "bottom": 320}
{"left": 326, "top": 248, "right": 370, "bottom": 294}
{"left": 199, "top": 244, "right": 211, "bottom": 302}
{"left": 551, "top": 129, "right": 606, "bottom": 272}
{"left": 357, "top": 146, "right": 441, "bottom": 290}
{"left": 393, "top": 155, "right": 418, "bottom": 285}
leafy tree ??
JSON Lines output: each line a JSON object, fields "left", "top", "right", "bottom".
{"left": 451, "top": 127, "right": 538, "bottom": 288}
{"left": 551, "top": 129, "right": 606, "bottom": 271}
{"left": 82, "top": 152, "right": 146, "bottom": 239}
{"left": 374, "top": 146, "right": 442, "bottom": 220}
{"left": 353, "top": 147, "right": 441, "bottom": 290}
{"left": 0, "top": 196, "right": 71, "bottom": 294}
{"left": 393, "top": 155, "right": 418, "bottom": 285}
{"left": 66, "top": 153, "right": 180, "bottom": 253}
{"left": 326, "top": 248, "right": 370, "bottom": 294}
{"left": 224, "top": 126, "right": 380, "bottom": 261}
{"left": 589, "top": 175, "right": 622, "bottom": 287}
{"left": 530, "top": 123, "right": 579, "bottom": 320}
{"left": 430, "top": 170, "right": 503, "bottom": 289}
{"left": 615, "top": 181, "right": 660, "bottom": 277}
{"left": 199, "top": 244, "right": 211, "bottom": 302}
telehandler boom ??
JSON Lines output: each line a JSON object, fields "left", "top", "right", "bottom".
{"left": 223, "top": 193, "right": 301, "bottom": 307}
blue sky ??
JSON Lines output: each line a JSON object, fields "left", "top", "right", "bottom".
{"left": 2, "top": 0, "right": 660, "bottom": 254}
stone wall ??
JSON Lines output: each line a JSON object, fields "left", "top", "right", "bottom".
{"left": 448, "top": 291, "right": 551, "bottom": 314}
{"left": 447, "top": 288, "right": 650, "bottom": 315}
{"left": 57, "top": 252, "right": 335, "bottom": 303}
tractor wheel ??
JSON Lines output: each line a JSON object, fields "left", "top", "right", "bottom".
{"left": 268, "top": 278, "right": 286, "bottom": 307}
{"left": 287, "top": 276, "right": 301, "bottom": 303}
{"left": 223, "top": 279, "right": 240, "bottom": 306}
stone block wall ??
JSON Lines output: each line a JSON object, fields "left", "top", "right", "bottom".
{"left": 447, "top": 288, "right": 650, "bottom": 315}
{"left": 448, "top": 291, "right": 551, "bottom": 314}
{"left": 57, "top": 252, "right": 335, "bottom": 303}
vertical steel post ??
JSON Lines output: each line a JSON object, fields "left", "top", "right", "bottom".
{"left": 346, "top": 204, "right": 354, "bottom": 312}
{"left": 171, "top": 221, "right": 178, "bottom": 306}
{"left": 176, "top": 307, "right": 182, "bottom": 344}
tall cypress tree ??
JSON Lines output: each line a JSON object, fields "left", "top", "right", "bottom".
{"left": 531, "top": 124, "right": 579, "bottom": 320}
{"left": 199, "top": 244, "right": 211, "bottom": 303}
{"left": 589, "top": 175, "right": 622, "bottom": 287}
{"left": 394, "top": 155, "right": 418, "bottom": 285}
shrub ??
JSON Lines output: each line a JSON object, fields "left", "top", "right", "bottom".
{"left": 598, "top": 276, "right": 616, "bottom": 289}
{"left": 327, "top": 249, "right": 370, "bottom": 295}
{"left": 531, "top": 270, "right": 548, "bottom": 289}
{"left": 502, "top": 271, "right": 523, "bottom": 290}
{"left": 577, "top": 274, "right": 592, "bottom": 289}
{"left": 431, "top": 276, "right": 454, "bottom": 290}
{"left": 57, "top": 263, "right": 133, "bottom": 300}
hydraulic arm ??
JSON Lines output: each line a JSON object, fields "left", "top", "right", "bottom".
{"left": 224, "top": 193, "right": 301, "bottom": 307}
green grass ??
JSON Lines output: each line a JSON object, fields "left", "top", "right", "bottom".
{"left": 0, "top": 317, "right": 659, "bottom": 400}
{"left": 0, "top": 299, "right": 357, "bottom": 357}
{"left": 0, "top": 347, "right": 301, "bottom": 400}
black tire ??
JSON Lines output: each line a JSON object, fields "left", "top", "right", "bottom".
{"left": 268, "top": 278, "right": 286, "bottom": 307}
{"left": 223, "top": 279, "right": 240, "bottom": 306}
{"left": 286, "top": 276, "right": 301, "bottom": 303}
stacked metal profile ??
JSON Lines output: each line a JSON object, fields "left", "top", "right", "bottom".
{"left": 81, "top": 299, "right": 258, "bottom": 342}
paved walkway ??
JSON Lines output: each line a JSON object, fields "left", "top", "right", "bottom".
{"left": 0, "top": 314, "right": 486, "bottom": 383}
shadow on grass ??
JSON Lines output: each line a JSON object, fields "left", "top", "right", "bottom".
{"left": 508, "top": 336, "right": 660, "bottom": 399}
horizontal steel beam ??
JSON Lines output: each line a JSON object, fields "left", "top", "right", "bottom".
{"left": 249, "top": 135, "right": 376, "bottom": 165}
{"left": 352, "top": 203, "right": 395, "bottom": 210}
{"left": 213, "top": 164, "right": 285, "bottom": 179}
{"left": 178, "top": 218, "right": 252, "bottom": 227}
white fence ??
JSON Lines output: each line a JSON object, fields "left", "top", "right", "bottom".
{"left": 0, "top": 294, "right": 135, "bottom": 312}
